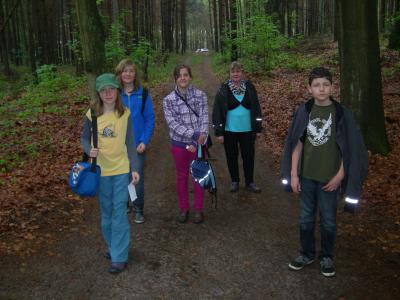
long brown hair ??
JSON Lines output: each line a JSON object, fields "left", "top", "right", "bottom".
{"left": 96, "top": 91, "right": 126, "bottom": 117}
{"left": 115, "top": 58, "right": 141, "bottom": 90}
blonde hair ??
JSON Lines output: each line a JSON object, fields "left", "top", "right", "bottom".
{"left": 229, "top": 61, "right": 243, "bottom": 72}
{"left": 115, "top": 58, "right": 141, "bottom": 90}
{"left": 96, "top": 91, "right": 126, "bottom": 118}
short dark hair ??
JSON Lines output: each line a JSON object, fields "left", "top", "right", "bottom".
{"left": 173, "top": 64, "right": 192, "bottom": 81}
{"left": 308, "top": 67, "right": 332, "bottom": 85}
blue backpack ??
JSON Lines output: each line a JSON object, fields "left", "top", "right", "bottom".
{"left": 68, "top": 109, "right": 101, "bottom": 197}
{"left": 190, "top": 145, "right": 217, "bottom": 208}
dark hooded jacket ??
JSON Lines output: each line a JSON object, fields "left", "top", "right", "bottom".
{"left": 280, "top": 98, "right": 369, "bottom": 199}
{"left": 212, "top": 80, "right": 263, "bottom": 136}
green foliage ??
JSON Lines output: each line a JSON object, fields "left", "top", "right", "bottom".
{"left": 0, "top": 66, "right": 85, "bottom": 131}
{"left": 36, "top": 64, "right": 57, "bottom": 82}
{"left": 105, "top": 21, "right": 126, "bottom": 67}
{"left": 0, "top": 74, "right": 8, "bottom": 100}
{"left": 235, "top": 15, "right": 288, "bottom": 71}
{"left": 130, "top": 39, "right": 151, "bottom": 71}
{"left": 381, "top": 62, "right": 400, "bottom": 78}
{"left": 146, "top": 52, "right": 181, "bottom": 84}
{"left": 0, "top": 67, "right": 85, "bottom": 175}
{"left": 388, "top": 14, "right": 400, "bottom": 50}
{"left": 275, "top": 52, "right": 324, "bottom": 71}
{"left": 211, "top": 52, "right": 232, "bottom": 77}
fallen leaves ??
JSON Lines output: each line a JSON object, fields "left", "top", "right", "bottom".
{"left": 0, "top": 86, "right": 91, "bottom": 256}
{"left": 255, "top": 49, "right": 400, "bottom": 255}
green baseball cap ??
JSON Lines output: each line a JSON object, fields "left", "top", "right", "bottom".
{"left": 95, "top": 73, "right": 120, "bottom": 92}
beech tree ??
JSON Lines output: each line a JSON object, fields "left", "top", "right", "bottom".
{"left": 337, "top": 0, "right": 390, "bottom": 154}
{"left": 75, "top": 0, "right": 105, "bottom": 74}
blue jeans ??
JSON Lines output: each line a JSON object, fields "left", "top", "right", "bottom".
{"left": 132, "top": 152, "right": 145, "bottom": 213}
{"left": 98, "top": 173, "right": 130, "bottom": 263}
{"left": 299, "top": 178, "right": 338, "bottom": 259}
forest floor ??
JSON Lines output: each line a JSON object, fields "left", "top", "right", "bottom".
{"left": 0, "top": 47, "right": 399, "bottom": 299}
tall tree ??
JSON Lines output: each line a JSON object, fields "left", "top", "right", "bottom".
{"left": 75, "top": 0, "right": 105, "bottom": 74}
{"left": 0, "top": 0, "right": 11, "bottom": 75}
{"left": 229, "top": 0, "right": 238, "bottom": 61}
{"left": 337, "top": 0, "right": 390, "bottom": 154}
{"left": 212, "top": 0, "right": 219, "bottom": 51}
{"left": 180, "top": 0, "right": 186, "bottom": 54}
{"left": 218, "top": 0, "right": 226, "bottom": 52}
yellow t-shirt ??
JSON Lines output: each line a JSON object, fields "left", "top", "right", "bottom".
{"left": 86, "top": 109, "right": 130, "bottom": 176}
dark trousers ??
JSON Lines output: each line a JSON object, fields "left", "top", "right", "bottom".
{"left": 223, "top": 131, "right": 255, "bottom": 185}
{"left": 299, "top": 178, "right": 338, "bottom": 260}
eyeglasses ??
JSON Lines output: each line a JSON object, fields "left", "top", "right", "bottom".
{"left": 100, "top": 87, "right": 116, "bottom": 94}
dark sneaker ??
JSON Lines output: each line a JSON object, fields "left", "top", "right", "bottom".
{"left": 177, "top": 211, "right": 189, "bottom": 223}
{"left": 230, "top": 182, "right": 239, "bottom": 192}
{"left": 134, "top": 212, "right": 145, "bottom": 224}
{"left": 126, "top": 202, "right": 132, "bottom": 214}
{"left": 320, "top": 257, "right": 336, "bottom": 277}
{"left": 109, "top": 262, "right": 127, "bottom": 274}
{"left": 246, "top": 182, "right": 261, "bottom": 193}
{"left": 193, "top": 212, "right": 204, "bottom": 224}
{"left": 288, "top": 255, "right": 315, "bottom": 271}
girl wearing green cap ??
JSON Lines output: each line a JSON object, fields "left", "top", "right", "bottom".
{"left": 81, "top": 73, "right": 140, "bottom": 274}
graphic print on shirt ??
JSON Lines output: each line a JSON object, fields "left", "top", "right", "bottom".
{"left": 307, "top": 113, "right": 332, "bottom": 146}
{"left": 101, "top": 123, "right": 117, "bottom": 138}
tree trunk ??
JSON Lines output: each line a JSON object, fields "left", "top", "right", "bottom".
{"left": 22, "top": 0, "right": 36, "bottom": 77}
{"left": 212, "top": 0, "right": 219, "bottom": 52}
{"left": 180, "top": 0, "right": 186, "bottom": 54}
{"left": 131, "top": 0, "right": 138, "bottom": 45}
{"left": 174, "top": 0, "right": 179, "bottom": 53}
{"left": 0, "top": 0, "right": 11, "bottom": 75}
{"left": 230, "top": 0, "right": 237, "bottom": 61}
{"left": 75, "top": 0, "right": 105, "bottom": 74}
{"left": 219, "top": 0, "right": 226, "bottom": 52}
{"left": 337, "top": 0, "right": 390, "bottom": 154}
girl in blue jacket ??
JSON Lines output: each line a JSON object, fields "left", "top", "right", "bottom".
{"left": 116, "top": 59, "right": 155, "bottom": 224}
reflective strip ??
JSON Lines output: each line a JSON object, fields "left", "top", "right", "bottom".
{"left": 345, "top": 197, "right": 359, "bottom": 204}
{"left": 198, "top": 169, "right": 211, "bottom": 185}
{"left": 256, "top": 118, "right": 262, "bottom": 121}
{"left": 282, "top": 179, "right": 289, "bottom": 185}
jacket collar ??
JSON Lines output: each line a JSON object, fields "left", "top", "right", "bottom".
{"left": 305, "top": 97, "right": 344, "bottom": 123}
{"left": 121, "top": 86, "right": 142, "bottom": 96}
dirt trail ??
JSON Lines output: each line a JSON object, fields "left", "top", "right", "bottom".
{"left": 0, "top": 55, "right": 398, "bottom": 299}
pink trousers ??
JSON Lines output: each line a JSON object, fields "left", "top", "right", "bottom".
{"left": 171, "top": 146, "right": 204, "bottom": 212}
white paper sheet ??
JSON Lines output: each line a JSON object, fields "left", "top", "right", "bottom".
{"left": 128, "top": 183, "right": 137, "bottom": 202}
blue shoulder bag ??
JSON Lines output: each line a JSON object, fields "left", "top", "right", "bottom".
{"left": 68, "top": 109, "right": 101, "bottom": 197}
{"left": 190, "top": 145, "right": 217, "bottom": 208}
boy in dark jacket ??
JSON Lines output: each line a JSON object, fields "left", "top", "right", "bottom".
{"left": 281, "top": 67, "right": 368, "bottom": 277}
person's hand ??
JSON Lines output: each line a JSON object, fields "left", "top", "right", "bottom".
{"left": 197, "top": 133, "right": 207, "bottom": 145}
{"left": 136, "top": 142, "right": 146, "bottom": 153}
{"left": 186, "top": 145, "right": 196, "bottom": 153}
{"left": 256, "top": 133, "right": 262, "bottom": 139}
{"left": 217, "top": 136, "right": 224, "bottom": 143}
{"left": 291, "top": 175, "right": 301, "bottom": 193}
{"left": 90, "top": 148, "right": 99, "bottom": 158}
{"left": 131, "top": 171, "right": 140, "bottom": 185}
{"left": 322, "top": 173, "right": 344, "bottom": 192}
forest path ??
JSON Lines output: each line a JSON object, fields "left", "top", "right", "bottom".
{"left": 0, "top": 55, "right": 397, "bottom": 300}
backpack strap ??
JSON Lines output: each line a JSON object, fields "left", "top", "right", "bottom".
{"left": 90, "top": 109, "right": 98, "bottom": 173}
{"left": 141, "top": 88, "right": 148, "bottom": 115}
